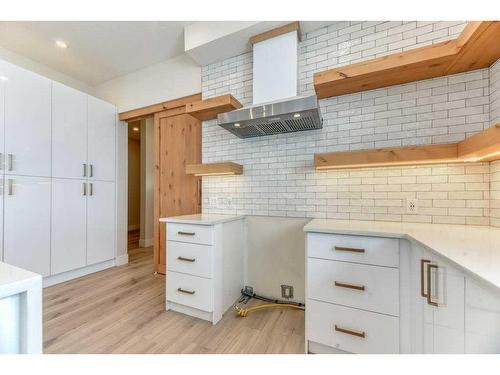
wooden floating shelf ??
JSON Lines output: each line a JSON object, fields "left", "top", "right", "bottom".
{"left": 185, "top": 94, "right": 242, "bottom": 121}
{"left": 458, "top": 124, "right": 500, "bottom": 161}
{"left": 315, "top": 125, "right": 500, "bottom": 170}
{"left": 314, "top": 21, "right": 500, "bottom": 99}
{"left": 185, "top": 162, "right": 243, "bottom": 176}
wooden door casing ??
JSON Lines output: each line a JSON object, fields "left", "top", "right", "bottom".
{"left": 153, "top": 112, "right": 201, "bottom": 274}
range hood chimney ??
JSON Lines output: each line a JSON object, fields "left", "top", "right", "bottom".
{"left": 218, "top": 22, "right": 322, "bottom": 138}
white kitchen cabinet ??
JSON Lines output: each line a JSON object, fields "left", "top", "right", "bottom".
{"left": 51, "top": 178, "right": 87, "bottom": 275}
{"left": 305, "top": 232, "right": 400, "bottom": 354}
{"left": 3, "top": 175, "right": 51, "bottom": 276}
{"left": 0, "top": 59, "right": 117, "bottom": 286}
{"left": 86, "top": 180, "right": 115, "bottom": 265}
{"left": 88, "top": 96, "right": 116, "bottom": 182}
{"left": 52, "top": 82, "right": 88, "bottom": 179}
{"left": 4, "top": 62, "right": 51, "bottom": 177}
{"left": 411, "top": 244, "right": 465, "bottom": 354}
{"left": 162, "top": 216, "right": 245, "bottom": 325}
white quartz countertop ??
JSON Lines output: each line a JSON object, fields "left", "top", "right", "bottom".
{"left": 160, "top": 214, "right": 245, "bottom": 225}
{"left": 0, "top": 261, "right": 41, "bottom": 299}
{"left": 304, "top": 219, "right": 500, "bottom": 290}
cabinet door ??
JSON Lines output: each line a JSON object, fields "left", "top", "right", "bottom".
{"left": 4, "top": 63, "right": 51, "bottom": 177}
{"left": 88, "top": 96, "right": 116, "bottom": 182}
{"left": 51, "top": 178, "right": 87, "bottom": 275}
{"left": 87, "top": 180, "right": 115, "bottom": 265}
{"left": 0, "top": 177, "right": 3, "bottom": 261}
{"left": 465, "top": 278, "right": 500, "bottom": 353}
{"left": 0, "top": 61, "right": 5, "bottom": 261}
{"left": 52, "top": 82, "right": 87, "bottom": 179}
{"left": 410, "top": 244, "right": 434, "bottom": 353}
{"left": 431, "top": 257, "right": 465, "bottom": 354}
{"left": 3, "top": 176, "right": 51, "bottom": 276}
{"left": 0, "top": 59, "right": 5, "bottom": 165}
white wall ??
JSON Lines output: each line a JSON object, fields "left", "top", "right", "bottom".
{"left": 116, "top": 120, "right": 129, "bottom": 265}
{"left": 139, "top": 117, "right": 155, "bottom": 247}
{"left": 0, "top": 46, "right": 94, "bottom": 95}
{"left": 245, "top": 216, "right": 308, "bottom": 302}
{"left": 93, "top": 54, "right": 201, "bottom": 113}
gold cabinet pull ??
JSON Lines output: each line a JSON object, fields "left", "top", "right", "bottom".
{"left": 177, "top": 288, "right": 195, "bottom": 295}
{"left": 420, "top": 259, "right": 431, "bottom": 298}
{"left": 334, "top": 246, "right": 365, "bottom": 253}
{"left": 334, "top": 325, "right": 365, "bottom": 338}
{"left": 426, "top": 263, "right": 438, "bottom": 307}
{"left": 334, "top": 281, "right": 365, "bottom": 291}
{"left": 178, "top": 231, "right": 195, "bottom": 236}
{"left": 177, "top": 256, "right": 196, "bottom": 263}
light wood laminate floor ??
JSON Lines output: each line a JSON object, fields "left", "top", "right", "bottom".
{"left": 43, "top": 247, "right": 305, "bottom": 354}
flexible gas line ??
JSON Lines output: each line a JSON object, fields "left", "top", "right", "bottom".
{"left": 234, "top": 303, "right": 305, "bottom": 317}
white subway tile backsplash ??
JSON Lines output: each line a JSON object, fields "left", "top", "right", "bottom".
{"left": 201, "top": 21, "right": 499, "bottom": 226}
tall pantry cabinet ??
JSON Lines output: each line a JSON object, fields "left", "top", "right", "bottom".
{"left": 0, "top": 59, "right": 117, "bottom": 281}
{"left": 2, "top": 62, "right": 52, "bottom": 276}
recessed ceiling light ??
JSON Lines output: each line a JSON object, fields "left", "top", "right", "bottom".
{"left": 133, "top": 127, "right": 139, "bottom": 132}
{"left": 293, "top": 113, "right": 301, "bottom": 118}
{"left": 234, "top": 123, "right": 241, "bottom": 128}
{"left": 55, "top": 40, "right": 68, "bottom": 49}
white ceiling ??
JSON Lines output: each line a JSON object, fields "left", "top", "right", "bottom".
{"left": 0, "top": 21, "right": 333, "bottom": 87}
{"left": 0, "top": 21, "right": 192, "bottom": 86}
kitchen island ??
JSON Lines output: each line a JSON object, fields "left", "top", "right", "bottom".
{"left": 0, "top": 262, "right": 42, "bottom": 354}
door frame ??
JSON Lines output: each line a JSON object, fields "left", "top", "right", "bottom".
{"left": 117, "top": 93, "right": 202, "bottom": 273}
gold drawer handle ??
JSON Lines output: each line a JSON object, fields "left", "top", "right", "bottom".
{"left": 177, "top": 256, "right": 196, "bottom": 263}
{"left": 334, "top": 324, "right": 366, "bottom": 338}
{"left": 177, "top": 288, "right": 195, "bottom": 295}
{"left": 178, "top": 231, "right": 195, "bottom": 236}
{"left": 334, "top": 246, "right": 365, "bottom": 253}
{"left": 334, "top": 281, "right": 365, "bottom": 291}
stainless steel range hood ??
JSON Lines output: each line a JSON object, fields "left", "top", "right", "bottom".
{"left": 217, "top": 95, "right": 322, "bottom": 138}
{"left": 217, "top": 23, "right": 322, "bottom": 139}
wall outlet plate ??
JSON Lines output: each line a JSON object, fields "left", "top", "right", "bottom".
{"left": 217, "top": 196, "right": 232, "bottom": 209}
{"left": 209, "top": 196, "right": 217, "bottom": 208}
{"left": 281, "top": 285, "right": 294, "bottom": 299}
{"left": 406, "top": 198, "right": 418, "bottom": 214}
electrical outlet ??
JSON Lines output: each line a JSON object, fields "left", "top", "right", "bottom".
{"left": 406, "top": 198, "right": 418, "bottom": 214}
{"left": 217, "top": 196, "right": 226, "bottom": 208}
{"left": 209, "top": 196, "right": 217, "bottom": 208}
{"left": 281, "top": 285, "right": 294, "bottom": 299}
{"left": 217, "top": 196, "right": 232, "bottom": 208}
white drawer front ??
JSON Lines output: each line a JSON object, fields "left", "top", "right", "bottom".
{"left": 167, "top": 271, "right": 213, "bottom": 312}
{"left": 307, "top": 233, "right": 399, "bottom": 267}
{"left": 307, "top": 299, "right": 399, "bottom": 354}
{"left": 308, "top": 258, "right": 399, "bottom": 316}
{"left": 168, "top": 223, "right": 213, "bottom": 245}
{"left": 167, "top": 241, "right": 212, "bottom": 278}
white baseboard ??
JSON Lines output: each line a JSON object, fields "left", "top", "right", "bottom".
{"left": 139, "top": 238, "right": 154, "bottom": 248}
{"left": 115, "top": 253, "right": 129, "bottom": 266}
{"left": 166, "top": 301, "right": 214, "bottom": 323}
{"left": 128, "top": 224, "right": 140, "bottom": 231}
{"left": 43, "top": 259, "right": 115, "bottom": 288}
